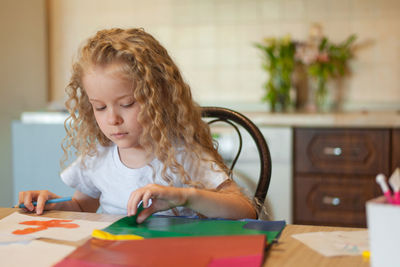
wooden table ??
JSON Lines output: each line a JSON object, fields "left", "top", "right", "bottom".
{"left": 0, "top": 208, "right": 370, "bottom": 267}
{"left": 264, "top": 224, "right": 369, "bottom": 267}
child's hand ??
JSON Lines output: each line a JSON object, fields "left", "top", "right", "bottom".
{"left": 18, "top": 190, "right": 61, "bottom": 215}
{"left": 127, "top": 184, "right": 188, "bottom": 223}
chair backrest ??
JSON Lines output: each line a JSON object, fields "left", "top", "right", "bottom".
{"left": 201, "top": 106, "right": 272, "bottom": 214}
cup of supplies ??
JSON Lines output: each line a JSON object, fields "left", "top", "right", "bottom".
{"left": 366, "top": 196, "right": 400, "bottom": 267}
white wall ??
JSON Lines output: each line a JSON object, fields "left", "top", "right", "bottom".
{"left": 48, "top": 0, "right": 400, "bottom": 111}
{"left": 0, "top": 0, "right": 47, "bottom": 206}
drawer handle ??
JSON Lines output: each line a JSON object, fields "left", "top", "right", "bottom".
{"left": 322, "top": 196, "right": 341, "bottom": 206}
{"left": 323, "top": 147, "right": 342, "bottom": 156}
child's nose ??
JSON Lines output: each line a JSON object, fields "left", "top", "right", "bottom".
{"left": 107, "top": 109, "right": 122, "bottom": 125}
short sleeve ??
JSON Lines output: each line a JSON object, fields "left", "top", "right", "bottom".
{"left": 197, "top": 161, "right": 230, "bottom": 189}
{"left": 182, "top": 153, "right": 230, "bottom": 189}
{"left": 60, "top": 157, "right": 101, "bottom": 199}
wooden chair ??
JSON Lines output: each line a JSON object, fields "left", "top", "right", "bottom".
{"left": 201, "top": 106, "right": 272, "bottom": 215}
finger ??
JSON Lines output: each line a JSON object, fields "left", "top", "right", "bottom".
{"left": 127, "top": 191, "right": 143, "bottom": 216}
{"left": 18, "top": 191, "right": 25, "bottom": 206}
{"left": 17, "top": 192, "right": 28, "bottom": 211}
{"left": 23, "top": 192, "right": 36, "bottom": 211}
{"left": 127, "top": 192, "right": 138, "bottom": 216}
{"left": 35, "top": 193, "right": 49, "bottom": 215}
{"left": 127, "top": 190, "right": 135, "bottom": 215}
{"left": 18, "top": 192, "right": 27, "bottom": 210}
{"left": 136, "top": 206, "right": 154, "bottom": 224}
{"left": 142, "top": 190, "right": 153, "bottom": 208}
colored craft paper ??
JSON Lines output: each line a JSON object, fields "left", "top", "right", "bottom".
{"left": 0, "top": 212, "right": 111, "bottom": 242}
{"left": 94, "top": 215, "right": 285, "bottom": 244}
{"left": 0, "top": 240, "right": 75, "bottom": 267}
{"left": 92, "top": 229, "right": 144, "bottom": 240}
{"left": 54, "top": 235, "right": 265, "bottom": 267}
{"left": 292, "top": 230, "right": 369, "bottom": 257}
{"left": 208, "top": 255, "right": 263, "bottom": 267}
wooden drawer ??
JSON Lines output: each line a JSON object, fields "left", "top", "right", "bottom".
{"left": 294, "top": 128, "right": 390, "bottom": 175}
{"left": 293, "top": 175, "right": 380, "bottom": 227}
{"left": 392, "top": 129, "right": 400, "bottom": 172}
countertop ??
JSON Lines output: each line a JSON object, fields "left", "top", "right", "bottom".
{"left": 20, "top": 110, "right": 400, "bottom": 128}
{"left": 242, "top": 110, "right": 400, "bottom": 128}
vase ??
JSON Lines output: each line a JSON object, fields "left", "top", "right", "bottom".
{"left": 315, "top": 83, "right": 328, "bottom": 112}
{"left": 266, "top": 87, "right": 293, "bottom": 113}
{"left": 309, "top": 77, "right": 331, "bottom": 113}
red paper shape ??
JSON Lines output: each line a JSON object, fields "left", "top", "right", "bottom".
{"left": 54, "top": 235, "right": 265, "bottom": 267}
{"left": 208, "top": 255, "right": 263, "bottom": 267}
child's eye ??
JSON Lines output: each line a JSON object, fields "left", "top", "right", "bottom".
{"left": 95, "top": 106, "right": 106, "bottom": 111}
{"left": 121, "top": 102, "right": 134, "bottom": 108}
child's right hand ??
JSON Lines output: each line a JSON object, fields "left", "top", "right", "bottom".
{"left": 18, "top": 190, "right": 60, "bottom": 215}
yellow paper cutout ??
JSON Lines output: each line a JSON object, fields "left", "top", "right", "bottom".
{"left": 92, "top": 229, "right": 144, "bottom": 241}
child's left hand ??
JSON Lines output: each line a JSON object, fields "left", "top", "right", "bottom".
{"left": 127, "top": 184, "right": 188, "bottom": 223}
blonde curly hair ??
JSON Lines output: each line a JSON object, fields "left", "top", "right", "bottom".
{"left": 61, "top": 28, "right": 228, "bottom": 187}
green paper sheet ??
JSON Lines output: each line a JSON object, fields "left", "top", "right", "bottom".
{"left": 101, "top": 215, "right": 285, "bottom": 244}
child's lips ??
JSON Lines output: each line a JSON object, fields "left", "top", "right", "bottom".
{"left": 111, "top": 132, "right": 128, "bottom": 138}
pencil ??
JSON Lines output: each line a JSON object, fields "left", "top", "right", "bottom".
{"left": 15, "top": 197, "right": 72, "bottom": 209}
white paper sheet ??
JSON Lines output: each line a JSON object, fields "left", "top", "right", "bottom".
{"left": 0, "top": 240, "right": 75, "bottom": 267}
{"left": 0, "top": 212, "right": 112, "bottom": 242}
{"left": 0, "top": 233, "right": 35, "bottom": 245}
{"left": 292, "top": 230, "right": 369, "bottom": 257}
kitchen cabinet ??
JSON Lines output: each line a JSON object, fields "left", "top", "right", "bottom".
{"left": 12, "top": 121, "right": 75, "bottom": 204}
{"left": 392, "top": 129, "right": 400, "bottom": 172}
{"left": 293, "top": 128, "right": 392, "bottom": 227}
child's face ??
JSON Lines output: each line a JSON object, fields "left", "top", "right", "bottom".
{"left": 82, "top": 64, "right": 143, "bottom": 150}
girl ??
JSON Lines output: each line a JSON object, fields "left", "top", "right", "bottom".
{"left": 18, "top": 28, "right": 257, "bottom": 222}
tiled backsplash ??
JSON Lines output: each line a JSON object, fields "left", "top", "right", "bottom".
{"left": 49, "top": 0, "right": 400, "bottom": 111}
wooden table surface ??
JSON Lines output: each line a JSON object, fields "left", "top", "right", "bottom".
{"left": 263, "top": 223, "right": 370, "bottom": 267}
{"left": 0, "top": 208, "right": 370, "bottom": 267}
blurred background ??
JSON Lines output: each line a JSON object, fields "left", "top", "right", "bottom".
{"left": 1, "top": 0, "right": 399, "bottom": 212}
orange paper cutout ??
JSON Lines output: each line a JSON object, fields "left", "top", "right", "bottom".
{"left": 12, "top": 219, "right": 79, "bottom": 235}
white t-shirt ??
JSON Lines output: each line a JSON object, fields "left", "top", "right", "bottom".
{"left": 61, "top": 144, "right": 229, "bottom": 216}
